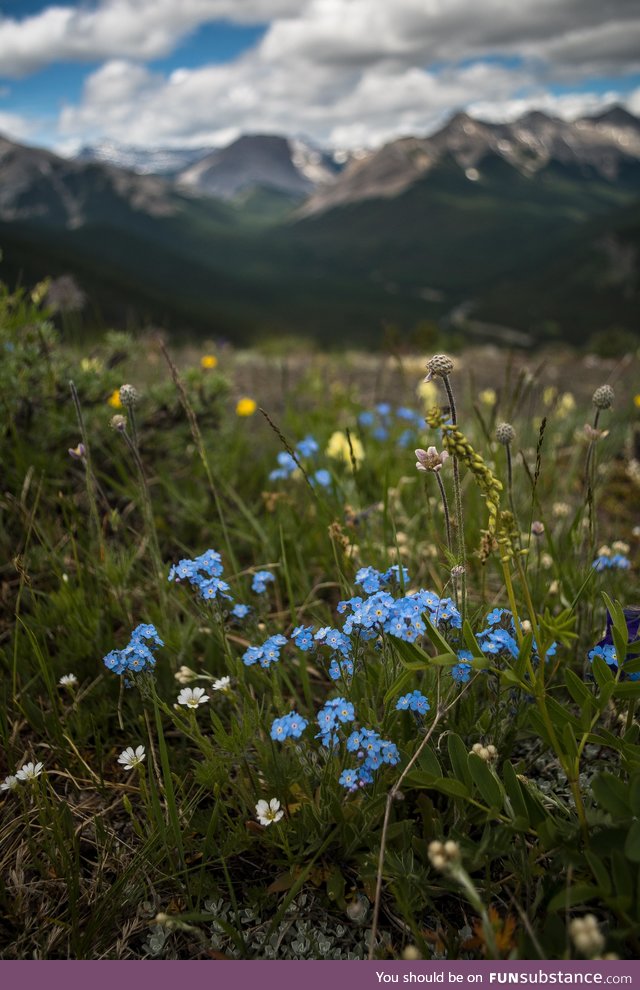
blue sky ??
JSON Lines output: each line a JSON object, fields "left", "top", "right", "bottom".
{"left": 1, "top": 0, "right": 640, "bottom": 153}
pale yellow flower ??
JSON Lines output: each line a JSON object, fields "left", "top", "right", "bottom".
{"left": 479, "top": 388, "right": 497, "bottom": 406}
{"left": 107, "top": 389, "right": 122, "bottom": 409}
{"left": 80, "top": 357, "right": 103, "bottom": 373}
{"left": 543, "top": 386, "right": 558, "bottom": 407}
{"left": 416, "top": 379, "right": 438, "bottom": 408}
{"left": 200, "top": 354, "right": 218, "bottom": 370}
{"left": 326, "top": 430, "right": 364, "bottom": 469}
{"left": 236, "top": 397, "right": 257, "bottom": 417}
{"left": 556, "top": 392, "right": 576, "bottom": 419}
{"left": 633, "top": 394, "right": 640, "bottom": 409}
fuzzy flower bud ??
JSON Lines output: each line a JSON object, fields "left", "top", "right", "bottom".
{"left": 110, "top": 414, "right": 127, "bottom": 432}
{"left": 428, "top": 839, "right": 461, "bottom": 871}
{"left": 531, "top": 521, "right": 545, "bottom": 537}
{"left": 495, "top": 422, "right": 516, "bottom": 445}
{"left": 119, "top": 384, "right": 139, "bottom": 407}
{"left": 592, "top": 385, "right": 614, "bottom": 410}
{"left": 425, "top": 354, "right": 454, "bottom": 381}
{"left": 471, "top": 742, "right": 497, "bottom": 762}
{"left": 569, "top": 915, "right": 605, "bottom": 957}
{"left": 174, "top": 665, "right": 199, "bottom": 685}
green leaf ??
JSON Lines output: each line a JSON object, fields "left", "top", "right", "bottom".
{"left": 602, "top": 593, "right": 627, "bottom": 642}
{"left": 416, "top": 744, "right": 443, "bottom": 779}
{"left": 623, "top": 656, "right": 640, "bottom": 675}
{"left": 592, "top": 656, "right": 614, "bottom": 689}
{"left": 624, "top": 821, "right": 640, "bottom": 863}
{"left": 562, "top": 722, "right": 579, "bottom": 762}
{"left": 430, "top": 778, "right": 471, "bottom": 798}
{"left": 384, "top": 668, "right": 420, "bottom": 706}
{"left": 548, "top": 885, "right": 600, "bottom": 912}
{"left": 591, "top": 773, "right": 631, "bottom": 819}
{"left": 462, "top": 620, "right": 485, "bottom": 658}
{"left": 564, "top": 669, "right": 595, "bottom": 709}
{"left": 499, "top": 668, "right": 530, "bottom": 691}
{"left": 468, "top": 753, "right": 504, "bottom": 808}
{"left": 425, "top": 617, "right": 455, "bottom": 657}
{"left": 448, "top": 733, "right": 473, "bottom": 790}
{"left": 612, "top": 849, "right": 633, "bottom": 903}
{"left": 630, "top": 776, "right": 640, "bottom": 817}
{"left": 392, "top": 638, "right": 433, "bottom": 670}
{"left": 613, "top": 682, "right": 640, "bottom": 699}
{"left": 585, "top": 852, "right": 612, "bottom": 896}
{"left": 502, "top": 761, "right": 529, "bottom": 822}
{"left": 546, "top": 696, "right": 581, "bottom": 731}
{"left": 404, "top": 776, "right": 470, "bottom": 798}
{"left": 326, "top": 866, "right": 346, "bottom": 905}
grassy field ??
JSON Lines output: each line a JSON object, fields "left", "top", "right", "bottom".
{"left": 1, "top": 280, "right": 640, "bottom": 960}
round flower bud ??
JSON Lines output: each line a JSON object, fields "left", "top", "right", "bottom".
{"left": 119, "top": 383, "right": 139, "bottom": 407}
{"left": 531, "top": 521, "right": 545, "bottom": 537}
{"left": 592, "top": 385, "right": 614, "bottom": 410}
{"left": 110, "top": 414, "right": 127, "bottom": 432}
{"left": 495, "top": 422, "right": 516, "bottom": 445}
{"left": 426, "top": 354, "right": 454, "bottom": 379}
{"left": 443, "top": 840, "right": 460, "bottom": 859}
{"left": 402, "top": 945, "right": 422, "bottom": 961}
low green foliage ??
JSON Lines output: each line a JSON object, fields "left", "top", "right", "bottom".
{"left": 1, "top": 280, "right": 639, "bottom": 960}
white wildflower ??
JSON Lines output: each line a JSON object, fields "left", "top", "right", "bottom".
{"left": 117, "top": 746, "right": 146, "bottom": 771}
{"left": 255, "top": 798, "right": 284, "bottom": 826}
{"left": 177, "top": 686, "right": 209, "bottom": 709}
{"left": 0, "top": 775, "right": 19, "bottom": 792}
{"left": 59, "top": 673, "right": 78, "bottom": 688}
{"left": 211, "top": 676, "right": 232, "bottom": 693}
{"left": 15, "top": 761, "right": 44, "bottom": 782}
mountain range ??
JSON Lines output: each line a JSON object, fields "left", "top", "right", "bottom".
{"left": 1, "top": 106, "right": 639, "bottom": 348}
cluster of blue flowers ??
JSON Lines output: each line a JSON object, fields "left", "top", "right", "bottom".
{"left": 592, "top": 553, "right": 631, "bottom": 572}
{"left": 243, "top": 633, "right": 288, "bottom": 669}
{"left": 168, "top": 548, "right": 273, "bottom": 619}
{"left": 476, "top": 608, "right": 557, "bottom": 663}
{"left": 354, "top": 564, "right": 409, "bottom": 594}
{"left": 452, "top": 650, "right": 474, "bottom": 683}
{"left": 358, "top": 403, "right": 423, "bottom": 449}
{"left": 395, "top": 690, "right": 430, "bottom": 715}
{"left": 341, "top": 585, "right": 460, "bottom": 644}
{"left": 340, "top": 728, "right": 400, "bottom": 791}
{"left": 168, "top": 548, "right": 232, "bottom": 602}
{"left": 271, "top": 710, "right": 308, "bottom": 741}
{"left": 269, "top": 695, "right": 401, "bottom": 793}
{"left": 316, "top": 697, "right": 356, "bottom": 746}
{"left": 268, "top": 434, "right": 331, "bottom": 489}
{"left": 251, "top": 570, "right": 275, "bottom": 594}
{"left": 103, "top": 624, "right": 163, "bottom": 676}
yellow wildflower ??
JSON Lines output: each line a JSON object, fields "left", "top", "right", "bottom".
{"left": 417, "top": 379, "right": 438, "bottom": 408}
{"left": 556, "top": 392, "right": 576, "bottom": 419}
{"left": 543, "top": 386, "right": 558, "bottom": 407}
{"left": 479, "top": 388, "right": 497, "bottom": 406}
{"left": 80, "top": 357, "right": 103, "bottom": 373}
{"left": 633, "top": 394, "right": 640, "bottom": 409}
{"left": 326, "top": 430, "right": 364, "bottom": 469}
{"left": 200, "top": 354, "right": 218, "bottom": 370}
{"left": 236, "top": 397, "right": 257, "bottom": 417}
{"left": 107, "top": 389, "right": 122, "bottom": 409}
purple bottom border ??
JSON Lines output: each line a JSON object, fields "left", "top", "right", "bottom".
{"left": 1, "top": 960, "right": 639, "bottom": 990}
